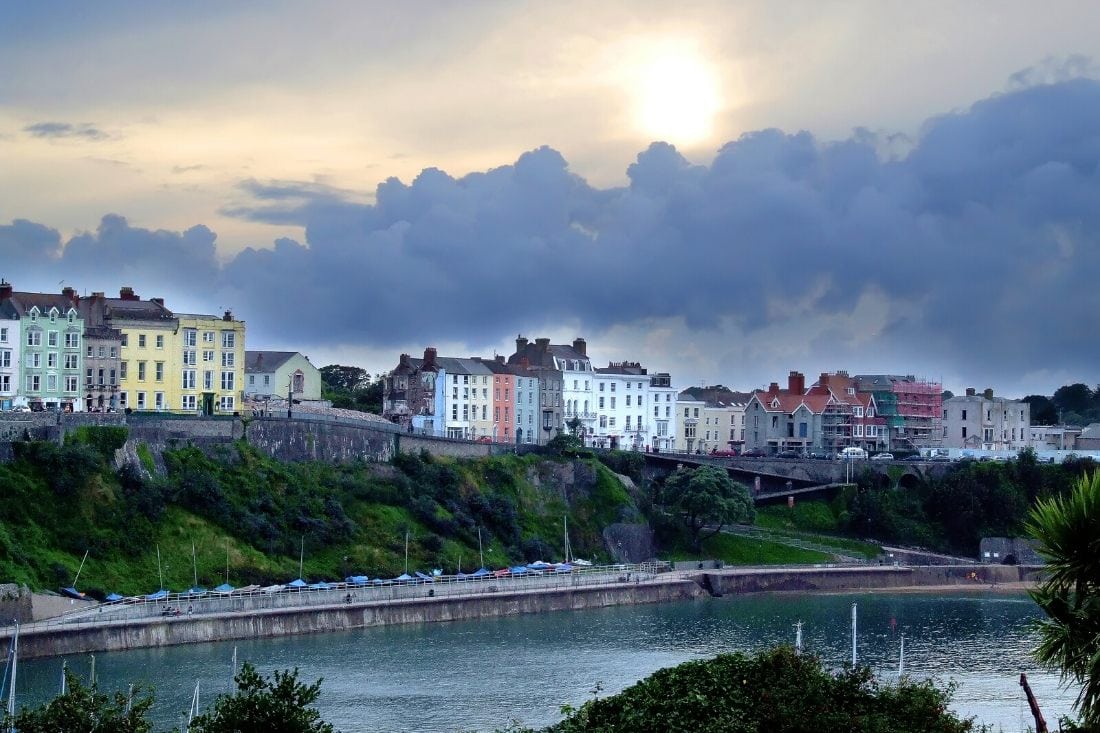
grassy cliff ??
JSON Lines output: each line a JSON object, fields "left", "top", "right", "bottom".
{"left": 0, "top": 430, "right": 645, "bottom": 597}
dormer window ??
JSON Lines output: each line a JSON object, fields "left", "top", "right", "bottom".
{"left": 847, "top": 387, "right": 855, "bottom": 395}
{"left": 771, "top": 398, "right": 780, "bottom": 409}
{"left": 49, "top": 307, "right": 59, "bottom": 322}
{"left": 29, "top": 307, "right": 38, "bottom": 321}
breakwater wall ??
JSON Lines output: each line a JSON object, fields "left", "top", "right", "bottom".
{"left": 5, "top": 579, "right": 705, "bottom": 659}
{"left": 700, "top": 563, "right": 1043, "bottom": 596}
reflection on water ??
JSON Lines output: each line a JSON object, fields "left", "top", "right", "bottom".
{"left": 12, "top": 592, "right": 1075, "bottom": 732}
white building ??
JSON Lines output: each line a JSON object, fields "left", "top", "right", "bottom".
{"left": 592, "top": 362, "right": 649, "bottom": 450}
{"left": 648, "top": 372, "right": 678, "bottom": 453}
{"left": 0, "top": 288, "right": 20, "bottom": 410}
{"left": 244, "top": 351, "right": 323, "bottom": 403}
{"left": 943, "top": 388, "right": 1031, "bottom": 451}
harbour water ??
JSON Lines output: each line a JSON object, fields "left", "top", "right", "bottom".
{"left": 10, "top": 591, "right": 1075, "bottom": 732}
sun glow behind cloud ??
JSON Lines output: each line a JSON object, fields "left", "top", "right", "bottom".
{"left": 631, "top": 43, "right": 721, "bottom": 146}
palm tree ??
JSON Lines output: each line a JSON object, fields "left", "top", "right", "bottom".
{"left": 1027, "top": 471, "right": 1100, "bottom": 725}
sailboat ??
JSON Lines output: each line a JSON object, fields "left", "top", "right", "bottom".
{"left": 61, "top": 550, "right": 90, "bottom": 599}
{"left": 213, "top": 539, "right": 234, "bottom": 594}
{"left": 3, "top": 622, "right": 19, "bottom": 725}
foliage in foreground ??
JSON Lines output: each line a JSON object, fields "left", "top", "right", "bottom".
{"left": 512, "top": 647, "right": 983, "bottom": 733}
{"left": 1, "top": 663, "right": 334, "bottom": 733}
{"left": 1028, "top": 471, "right": 1100, "bottom": 727}
{"left": 2, "top": 669, "right": 153, "bottom": 733}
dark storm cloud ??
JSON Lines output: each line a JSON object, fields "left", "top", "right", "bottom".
{"left": 23, "top": 121, "right": 108, "bottom": 140}
{"left": 2, "top": 75, "right": 1099, "bottom": 389}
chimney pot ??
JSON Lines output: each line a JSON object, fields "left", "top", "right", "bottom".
{"left": 572, "top": 337, "right": 587, "bottom": 356}
{"left": 965, "top": 388, "right": 976, "bottom": 397}
{"left": 222, "top": 309, "right": 232, "bottom": 321}
{"left": 119, "top": 286, "right": 138, "bottom": 301}
{"left": 768, "top": 382, "right": 780, "bottom": 395}
{"left": 535, "top": 337, "right": 550, "bottom": 348}
{"left": 424, "top": 347, "right": 437, "bottom": 366}
{"left": 0, "top": 280, "right": 12, "bottom": 300}
{"left": 983, "top": 388, "right": 994, "bottom": 400}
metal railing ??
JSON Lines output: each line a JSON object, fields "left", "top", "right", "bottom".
{"left": 3, "top": 563, "right": 668, "bottom": 635}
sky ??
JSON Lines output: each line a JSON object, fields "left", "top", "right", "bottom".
{"left": 2, "top": 1, "right": 1099, "bottom": 398}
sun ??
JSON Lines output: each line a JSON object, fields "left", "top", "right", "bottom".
{"left": 634, "top": 50, "right": 720, "bottom": 146}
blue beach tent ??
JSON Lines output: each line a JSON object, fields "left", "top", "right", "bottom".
{"left": 104, "top": 593, "right": 124, "bottom": 602}
{"left": 213, "top": 583, "right": 235, "bottom": 594}
{"left": 287, "top": 579, "right": 308, "bottom": 589}
{"left": 145, "top": 589, "right": 168, "bottom": 601}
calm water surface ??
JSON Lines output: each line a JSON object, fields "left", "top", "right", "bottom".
{"left": 13, "top": 592, "right": 1074, "bottom": 732}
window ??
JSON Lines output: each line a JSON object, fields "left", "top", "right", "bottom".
{"left": 799, "top": 422, "right": 807, "bottom": 438}
{"left": 121, "top": 334, "right": 128, "bottom": 347}
{"left": 137, "top": 392, "right": 147, "bottom": 409}
{"left": 64, "top": 354, "right": 78, "bottom": 369}
{"left": 610, "top": 397, "right": 616, "bottom": 409}
{"left": 109, "top": 369, "right": 116, "bottom": 385}
{"left": 0, "top": 327, "right": 6, "bottom": 343}
{"left": 854, "top": 406, "right": 863, "bottom": 417}
{"left": 87, "top": 345, "right": 94, "bottom": 358}
{"left": 203, "top": 350, "right": 214, "bottom": 362}
{"left": 138, "top": 361, "right": 146, "bottom": 381}
{"left": 855, "top": 425, "right": 863, "bottom": 437}
{"left": 47, "top": 353, "right": 57, "bottom": 368}
{"left": 599, "top": 396, "right": 605, "bottom": 409}
{"left": 249, "top": 375, "right": 255, "bottom": 385}
{"left": 46, "top": 375, "right": 57, "bottom": 392}
{"left": 110, "top": 347, "right": 117, "bottom": 358}
{"left": 609, "top": 417, "right": 616, "bottom": 427}
{"left": 120, "top": 361, "right": 128, "bottom": 379}
{"left": 86, "top": 368, "right": 93, "bottom": 386}
{"left": 182, "top": 395, "right": 197, "bottom": 411}
{"left": 26, "top": 330, "right": 41, "bottom": 347}
{"left": 203, "top": 331, "right": 214, "bottom": 343}
{"left": 65, "top": 333, "right": 79, "bottom": 349}
{"left": 119, "top": 392, "right": 127, "bottom": 408}
{"left": 264, "top": 375, "right": 270, "bottom": 386}
{"left": 626, "top": 395, "right": 632, "bottom": 406}
{"left": 26, "top": 375, "right": 40, "bottom": 392}
{"left": 961, "top": 409, "right": 967, "bottom": 420}
{"left": 155, "top": 334, "right": 164, "bottom": 349}
{"left": 183, "top": 350, "right": 197, "bottom": 366}
{"left": 962, "top": 426, "right": 967, "bottom": 438}
{"left": 155, "top": 392, "right": 165, "bottom": 410}
{"left": 221, "top": 371, "right": 235, "bottom": 390}
{"left": 26, "top": 353, "right": 41, "bottom": 368}
{"left": 97, "top": 346, "right": 105, "bottom": 358}
{"left": 183, "top": 329, "right": 197, "bottom": 347}
{"left": 47, "top": 331, "right": 58, "bottom": 347}
{"left": 0, "top": 350, "right": 8, "bottom": 368}
{"left": 0, "top": 375, "right": 9, "bottom": 392}
{"left": 183, "top": 370, "right": 196, "bottom": 389}
{"left": 694, "top": 408, "right": 699, "bottom": 418}
{"left": 627, "top": 416, "right": 632, "bottom": 428}
{"left": 665, "top": 406, "right": 670, "bottom": 417}
{"left": 155, "top": 362, "right": 164, "bottom": 381}
{"left": 65, "top": 376, "right": 78, "bottom": 392}
{"left": 221, "top": 331, "right": 236, "bottom": 348}
{"left": 219, "top": 395, "right": 235, "bottom": 412}
{"left": 610, "top": 383, "right": 616, "bottom": 392}
{"left": 599, "top": 383, "right": 605, "bottom": 392}
{"left": 138, "top": 334, "right": 146, "bottom": 348}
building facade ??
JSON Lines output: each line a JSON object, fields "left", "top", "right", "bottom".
{"left": 245, "top": 351, "right": 323, "bottom": 404}
{"left": 6, "top": 289, "right": 85, "bottom": 412}
{"left": 942, "top": 388, "right": 1031, "bottom": 451}
{"left": 0, "top": 283, "right": 20, "bottom": 410}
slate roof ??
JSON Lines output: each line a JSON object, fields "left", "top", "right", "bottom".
{"left": 246, "top": 351, "right": 300, "bottom": 374}
{"left": 6, "top": 292, "right": 82, "bottom": 318}
{"left": 678, "top": 386, "right": 754, "bottom": 408}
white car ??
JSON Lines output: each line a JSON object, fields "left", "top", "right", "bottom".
{"left": 870, "top": 452, "right": 895, "bottom": 462}
{"left": 838, "top": 447, "right": 868, "bottom": 460}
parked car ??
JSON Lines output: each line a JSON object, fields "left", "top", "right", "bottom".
{"left": 870, "top": 452, "right": 895, "bottom": 462}
{"left": 901, "top": 454, "right": 925, "bottom": 462}
{"left": 775, "top": 449, "right": 803, "bottom": 459}
{"left": 710, "top": 449, "right": 739, "bottom": 457}
{"left": 838, "top": 447, "right": 869, "bottom": 460}
{"left": 742, "top": 448, "right": 767, "bottom": 458}
{"left": 808, "top": 450, "right": 834, "bottom": 460}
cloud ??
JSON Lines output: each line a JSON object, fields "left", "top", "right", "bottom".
{"left": 23, "top": 121, "right": 108, "bottom": 141}
{"left": 2, "top": 74, "right": 1100, "bottom": 395}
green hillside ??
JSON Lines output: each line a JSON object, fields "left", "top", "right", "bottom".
{"left": 0, "top": 429, "right": 644, "bottom": 596}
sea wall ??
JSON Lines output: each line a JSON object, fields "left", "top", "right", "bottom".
{"left": 701, "top": 563, "right": 1042, "bottom": 596}
{"left": 6, "top": 580, "right": 705, "bottom": 659}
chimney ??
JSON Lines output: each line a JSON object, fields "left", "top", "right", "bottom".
{"left": 222, "top": 309, "right": 232, "bottom": 321}
{"left": 495, "top": 354, "right": 505, "bottom": 363}
{"left": 92, "top": 291, "right": 104, "bottom": 299}
{"left": 788, "top": 371, "right": 805, "bottom": 394}
{"left": 965, "top": 388, "right": 976, "bottom": 397}
{"left": 119, "top": 286, "right": 138, "bottom": 301}
{"left": 515, "top": 335, "right": 528, "bottom": 353}
{"left": 0, "top": 280, "right": 11, "bottom": 300}
{"left": 983, "top": 388, "right": 994, "bottom": 400}
{"left": 424, "top": 347, "right": 437, "bottom": 366}
{"left": 62, "top": 286, "right": 77, "bottom": 301}
{"left": 399, "top": 353, "right": 411, "bottom": 367}
{"left": 535, "top": 337, "right": 550, "bottom": 348}
{"left": 572, "top": 337, "right": 587, "bottom": 356}
{"left": 768, "top": 382, "right": 780, "bottom": 395}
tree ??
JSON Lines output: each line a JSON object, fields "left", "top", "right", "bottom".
{"left": 3, "top": 669, "right": 154, "bottom": 733}
{"left": 529, "top": 647, "right": 982, "bottom": 733}
{"left": 1028, "top": 471, "right": 1100, "bottom": 726}
{"left": 186, "top": 663, "right": 335, "bottom": 733}
{"left": 1023, "top": 395, "right": 1059, "bottom": 426}
{"left": 661, "top": 465, "right": 754, "bottom": 552}
{"left": 318, "top": 365, "right": 369, "bottom": 391}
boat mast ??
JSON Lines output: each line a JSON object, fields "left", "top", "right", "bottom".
{"left": 6, "top": 621, "right": 18, "bottom": 725}
{"left": 794, "top": 620, "right": 803, "bottom": 655}
{"left": 899, "top": 632, "right": 905, "bottom": 678}
{"left": 192, "top": 542, "right": 199, "bottom": 589}
{"left": 73, "top": 549, "right": 90, "bottom": 589}
{"left": 851, "top": 602, "right": 858, "bottom": 666}
{"left": 404, "top": 531, "right": 409, "bottom": 575}
{"left": 563, "top": 515, "right": 571, "bottom": 563}
{"left": 299, "top": 536, "right": 304, "bottom": 581}
{"left": 157, "top": 544, "right": 164, "bottom": 593}
{"left": 478, "top": 527, "right": 484, "bottom": 569}
{"left": 60, "top": 659, "right": 66, "bottom": 695}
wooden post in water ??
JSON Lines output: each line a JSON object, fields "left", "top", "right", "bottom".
{"left": 1019, "top": 673, "right": 1048, "bottom": 733}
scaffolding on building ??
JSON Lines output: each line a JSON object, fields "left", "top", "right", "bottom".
{"left": 892, "top": 376, "right": 943, "bottom": 450}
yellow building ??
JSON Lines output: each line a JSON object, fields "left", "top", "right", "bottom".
{"left": 105, "top": 287, "right": 245, "bottom": 414}
{"left": 173, "top": 311, "right": 246, "bottom": 414}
